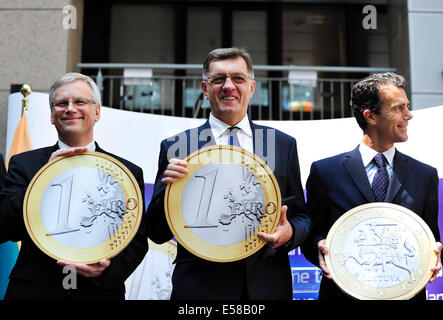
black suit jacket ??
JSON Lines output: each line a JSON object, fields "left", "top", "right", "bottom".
{"left": 301, "top": 146, "right": 440, "bottom": 300}
{"left": 0, "top": 153, "right": 5, "bottom": 190}
{"left": 146, "top": 119, "right": 311, "bottom": 300}
{"left": 0, "top": 143, "right": 149, "bottom": 300}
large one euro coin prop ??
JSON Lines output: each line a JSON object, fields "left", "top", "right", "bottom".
{"left": 24, "top": 152, "right": 143, "bottom": 264}
{"left": 325, "top": 203, "right": 437, "bottom": 300}
{"left": 165, "top": 145, "right": 281, "bottom": 262}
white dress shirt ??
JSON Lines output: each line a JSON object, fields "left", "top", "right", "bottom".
{"left": 57, "top": 140, "right": 96, "bottom": 151}
{"left": 359, "top": 143, "right": 395, "bottom": 185}
{"left": 208, "top": 113, "right": 254, "bottom": 153}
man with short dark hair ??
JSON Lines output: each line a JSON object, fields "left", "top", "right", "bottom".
{"left": 147, "top": 48, "right": 311, "bottom": 300}
{"left": 301, "top": 72, "right": 442, "bottom": 300}
{"left": 0, "top": 73, "right": 148, "bottom": 299}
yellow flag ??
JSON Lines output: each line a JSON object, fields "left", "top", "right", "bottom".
{"left": 6, "top": 113, "right": 33, "bottom": 170}
{"left": 5, "top": 112, "right": 33, "bottom": 251}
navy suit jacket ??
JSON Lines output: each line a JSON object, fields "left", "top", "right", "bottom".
{"left": 146, "top": 119, "right": 311, "bottom": 299}
{"left": 301, "top": 146, "right": 440, "bottom": 300}
{"left": 0, "top": 143, "right": 149, "bottom": 300}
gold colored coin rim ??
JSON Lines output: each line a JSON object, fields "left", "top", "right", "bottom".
{"left": 23, "top": 151, "right": 143, "bottom": 264}
{"left": 325, "top": 202, "right": 437, "bottom": 300}
{"left": 148, "top": 239, "right": 177, "bottom": 259}
{"left": 165, "top": 145, "right": 282, "bottom": 262}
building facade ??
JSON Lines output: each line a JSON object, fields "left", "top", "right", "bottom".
{"left": 1, "top": 0, "right": 442, "bottom": 154}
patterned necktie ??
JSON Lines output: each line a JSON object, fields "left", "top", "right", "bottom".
{"left": 372, "top": 153, "right": 389, "bottom": 202}
{"left": 228, "top": 126, "right": 241, "bottom": 147}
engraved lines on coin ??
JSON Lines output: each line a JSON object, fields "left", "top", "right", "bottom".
{"left": 166, "top": 146, "right": 281, "bottom": 262}
{"left": 81, "top": 168, "right": 125, "bottom": 237}
{"left": 44, "top": 161, "right": 137, "bottom": 253}
{"left": 96, "top": 158, "right": 125, "bottom": 182}
{"left": 47, "top": 175, "right": 80, "bottom": 236}
{"left": 107, "top": 197, "right": 138, "bottom": 252}
{"left": 343, "top": 220, "right": 418, "bottom": 287}
{"left": 108, "top": 197, "right": 138, "bottom": 252}
{"left": 25, "top": 152, "right": 143, "bottom": 263}
{"left": 326, "top": 203, "right": 436, "bottom": 299}
{"left": 185, "top": 166, "right": 264, "bottom": 234}
{"left": 184, "top": 163, "right": 277, "bottom": 253}
{"left": 93, "top": 160, "right": 139, "bottom": 249}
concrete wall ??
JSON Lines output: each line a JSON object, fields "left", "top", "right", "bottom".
{"left": 0, "top": 0, "right": 83, "bottom": 155}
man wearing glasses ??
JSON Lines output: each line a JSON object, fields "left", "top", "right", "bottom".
{"left": 0, "top": 73, "right": 149, "bottom": 299}
{"left": 147, "top": 48, "right": 310, "bottom": 299}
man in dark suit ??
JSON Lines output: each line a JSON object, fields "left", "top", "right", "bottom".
{"left": 301, "top": 72, "right": 442, "bottom": 300}
{"left": 0, "top": 73, "right": 148, "bottom": 299}
{"left": 0, "top": 153, "right": 5, "bottom": 189}
{"left": 146, "top": 48, "right": 311, "bottom": 300}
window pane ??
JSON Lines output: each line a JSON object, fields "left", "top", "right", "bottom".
{"left": 187, "top": 7, "right": 222, "bottom": 66}
{"left": 233, "top": 10, "right": 268, "bottom": 65}
{"left": 110, "top": 4, "right": 174, "bottom": 63}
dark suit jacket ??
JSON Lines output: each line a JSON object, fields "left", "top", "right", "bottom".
{"left": 0, "top": 143, "right": 149, "bottom": 300}
{"left": 146, "top": 119, "right": 311, "bottom": 300}
{"left": 0, "top": 153, "right": 5, "bottom": 190}
{"left": 301, "top": 146, "right": 440, "bottom": 301}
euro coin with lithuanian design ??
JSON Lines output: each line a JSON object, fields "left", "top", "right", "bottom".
{"left": 165, "top": 145, "right": 281, "bottom": 262}
{"left": 325, "top": 202, "right": 437, "bottom": 300}
{"left": 23, "top": 152, "right": 143, "bottom": 264}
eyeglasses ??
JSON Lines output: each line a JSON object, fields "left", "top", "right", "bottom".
{"left": 52, "top": 97, "right": 96, "bottom": 110}
{"left": 207, "top": 73, "right": 252, "bottom": 86}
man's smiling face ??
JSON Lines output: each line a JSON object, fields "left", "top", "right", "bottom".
{"left": 50, "top": 79, "right": 100, "bottom": 146}
{"left": 201, "top": 57, "right": 255, "bottom": 126}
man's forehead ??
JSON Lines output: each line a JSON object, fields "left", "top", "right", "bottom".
{"left": 379, "top": 84, "right": 409, "bottom": 106}
{"left": 54, "top": 79, "right": 92, "bottom": 96}
{"left": 379, "top": 83, "right": 404, "bottom": 96}
{"left": 209, "top": 57, "right": 248, "bottom": 73}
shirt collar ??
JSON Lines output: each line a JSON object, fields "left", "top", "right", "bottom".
{"left": 57, "top": 140, "right": 96, "bottom": 151}
{"left": 209, "top": 113, "right": 252, "bottom": 138}
{"left": 359, "top": 143, "right": 395, "bottom": 167}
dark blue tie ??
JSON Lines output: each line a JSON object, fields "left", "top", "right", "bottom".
{"left": 372, "top": 153, "right": 389, "bottom": 202}
{"left": 228, "top": 126, "right": 241, "bottom": 147}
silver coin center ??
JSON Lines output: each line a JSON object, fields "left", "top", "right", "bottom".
{"left": 342, "top": 217, "right": 419, "bottom": 288}
{"left": 182, "top": 163, "right": 265, "bottom": 246}
{"left": 41, "top": 167, "right": 125, "bottom": 248}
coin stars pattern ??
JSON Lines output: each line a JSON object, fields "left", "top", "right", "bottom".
{"left": 372, "top": 153, "right": 389, "bottom": 202}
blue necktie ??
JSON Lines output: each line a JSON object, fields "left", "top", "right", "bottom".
{"left": 228, "top": 126, "right": 241, "bottom": 147}
{"left": 372, "top": 153, "right": 389, "bottom": 202}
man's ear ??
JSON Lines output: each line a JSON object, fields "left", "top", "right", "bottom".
{"left": 249, "top": 79, "right": 256, "bottom": 99}
{"left": 363, "top": 109, "right": 376, "bottom": 126}
{"left": 201, "top": 81, "right": 209, "bottom": 99}
{"left": 94, "top": 104, "right": 101, "bottom": 123}
{"left": 50, "top": 109, "right": 55, "bottom": 124}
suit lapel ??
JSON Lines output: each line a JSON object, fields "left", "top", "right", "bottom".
{"left": 95, "top": 142, "right": 105, "bottom": 154}
{"left": 385, "top": 150, "right": 410, "bottom": 202}
{"left": 250, "top": 120, "right": 259, "bottom": 154}
{"left": 42, "top": 143, "right": 59, "bottom": 162}
{"left": 343, "top": 146, "right": 376, "bottom": 202}
{"left": 197, "top": 120, "right": 215, "bottom": 150}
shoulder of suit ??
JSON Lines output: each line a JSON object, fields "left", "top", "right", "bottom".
{"left": 160, "top": 124, "right": 204, "bottom": 145}
{"left": 9, "top": 145, "right": 56, "bottom": 162}
{"left": 313, "top": 150, "right": 353, "bottom": 167}
{"left": 251, "top": 123, "right": 296, "bottom": 142}
{"left": 395, "top": 150, "right": 437, "bottom": 173}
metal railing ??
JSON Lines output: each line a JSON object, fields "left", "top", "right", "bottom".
{"left": 77, "top": 63, "right": 396, "bottom": 121}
